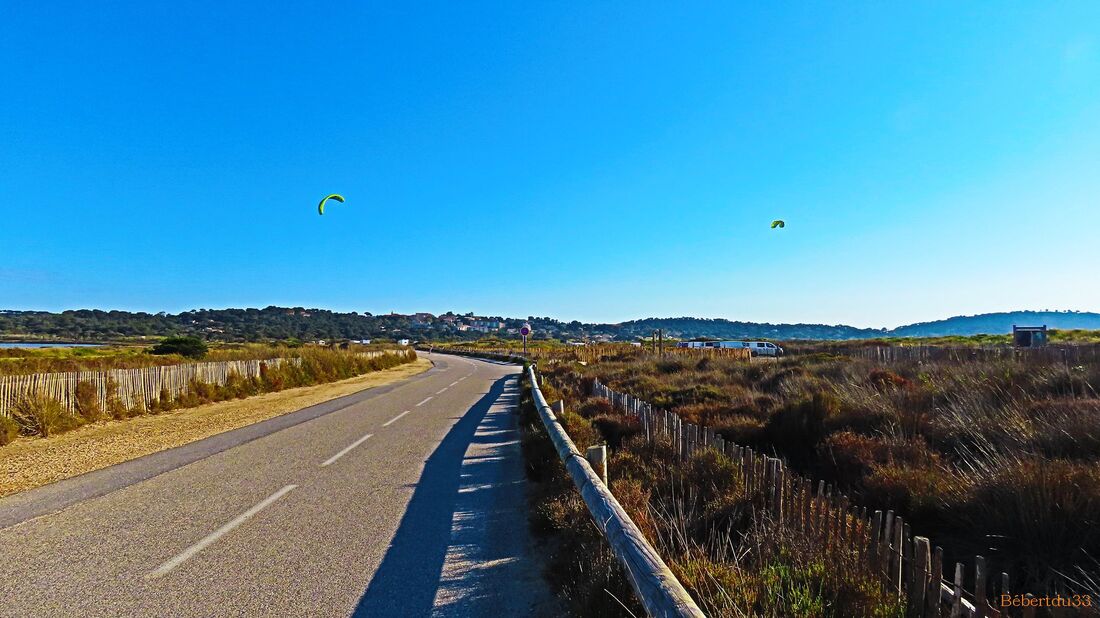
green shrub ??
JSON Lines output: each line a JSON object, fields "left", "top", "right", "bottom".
{"left": 150, "top": 336, "right": 208, "bottom": 359}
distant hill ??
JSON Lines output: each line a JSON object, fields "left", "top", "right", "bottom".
{"left": 886, "top": 311, "right": 1100, "bottom": 338}
{"left": 612, "top": 317, "right": 883, "bottom": 340}
{"left": 610, "top": 312, "right": 1100, "bottom": 340}
{"left": 1, "top": 307, "right": 1097, "bottom": 343}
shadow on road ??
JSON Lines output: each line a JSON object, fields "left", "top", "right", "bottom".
{"left": 352, "top": 374, "right": 526, "bottom": 617}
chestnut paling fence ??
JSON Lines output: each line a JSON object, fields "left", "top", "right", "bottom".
{"left": 811, "top": 344, "right": 1100, "bottom": 365}
{"left": 0, "top": 350, "right": 405, "bottom": 418}
{"left": 591, "top": 378, "right": 1043, "bottom": 618}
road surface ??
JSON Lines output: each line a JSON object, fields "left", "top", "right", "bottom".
{"left": 0, "top": 353, "right": 558, "bottom": 617}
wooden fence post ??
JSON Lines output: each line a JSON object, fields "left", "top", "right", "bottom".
{"left": 894, "top": 516, "right": 905, "bottom": 597}
{"left": 951, "top": 563, "right": 964, "bottom": 618}
{"left": 974, "top": 556, "right": 987, "bottom": 618}
{"left": 926, "top": 546, "right": 944, "bottom": 618}
{"left": 908, "top": 537, "right": 930, "bottom": 617}
{"left": 586, "top": 445, "right": 608, "bottom": 486}
{"left": 870, "top": 510, "right": 883, "bottom": 571}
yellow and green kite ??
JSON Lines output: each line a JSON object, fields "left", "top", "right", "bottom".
{"left": 318, "top": 194, "right": 345, "bottom": 215}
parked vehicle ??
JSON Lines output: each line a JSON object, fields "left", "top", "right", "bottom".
{"left": 676, "top": 340, "right": 784, "bottom": 356}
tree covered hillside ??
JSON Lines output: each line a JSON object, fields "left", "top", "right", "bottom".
{"left": 889, "top": 310, "right": 1100, "bottom": 337}
{"left": 2, "top": 308, "right": 1098, "bottom": 343}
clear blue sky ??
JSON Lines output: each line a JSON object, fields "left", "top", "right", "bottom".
{"left": 3, "top": 3, "right": 1099, "bottom": 328}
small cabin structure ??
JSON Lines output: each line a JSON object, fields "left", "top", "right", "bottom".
{"left": 1012, "top": 325, "right": 1048, "bottom": 348}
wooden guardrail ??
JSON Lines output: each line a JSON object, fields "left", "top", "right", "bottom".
{"left": 591, "top": 378, "right": 1043, "bottom": 618}
{"left": 424, "top": 347, "right": 705, "bottom": 616}
{"left": 529, "top": 366, "right": 705, "bottom": 618}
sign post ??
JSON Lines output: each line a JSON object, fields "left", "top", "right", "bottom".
{"left": 520, "top": 322, "right": 532, "bottom": 356}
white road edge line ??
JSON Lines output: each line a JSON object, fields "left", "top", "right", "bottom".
{"left": 436, "top": 388, "right": 448, "bottom": 394}
{"left": 147, "top": 484, "right": 297, "bottom": 579}
{"left": 448, "top": 381, "right": 459, "bottom": 387}
{"left": 320, "top": 433, "right": 375, "bottom": 467}
{"left": 416, "top": 396, "right": 433, "bottom": 407}
{"left": 382, "top": 410, "right": 410, "bottom": 427}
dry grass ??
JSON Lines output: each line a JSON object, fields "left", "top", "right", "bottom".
{"left": 0, "top": 358, "right": 431, "bottom": 497}
{"left": 543, "top": 346, "right": 1100, "bottom": 603}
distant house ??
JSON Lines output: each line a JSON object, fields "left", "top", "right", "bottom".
{"left": 398, "top": 338, "right": 411, "bottom": 346}
{"left": 467, "top": 319, "right": 505, "bottom": 333}
{"left": 1013, "top": 325, "right": 1048, "bottom": 348}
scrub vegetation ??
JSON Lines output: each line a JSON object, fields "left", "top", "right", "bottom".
{"left": 1, "top": 347, "right": 418, "bottom": 445}
{"left": 523, "top": 342, "right": 1100, "bottom": 615}
{"left": 0, "top": 340, "right": 395, "bottom": 376}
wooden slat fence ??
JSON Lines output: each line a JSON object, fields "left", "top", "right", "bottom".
{"left": 820, "top": 344, "right": 1100, "bottom": 365}
{"left": 591, "top": 378, "right": 1039, "bottom": 618}
{"left": 0, "top": 351, "right": 400, "bottom": 418}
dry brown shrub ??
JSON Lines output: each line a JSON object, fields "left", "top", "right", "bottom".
{"left": 74, "top": 380, "right": 105, "bottom": 421}
{"left": 11, "top": 393, "right": 80, "bottom": 437}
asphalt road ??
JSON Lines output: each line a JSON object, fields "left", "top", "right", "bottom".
{"left": 0, "top": 353, "right": 558, "bottom": 617}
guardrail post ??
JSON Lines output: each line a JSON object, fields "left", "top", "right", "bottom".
{"left": 586, "top": 445, "right": 608, "bottom": 485}
{"left": 552, "top": 399, "right": 564, "bottom": 417}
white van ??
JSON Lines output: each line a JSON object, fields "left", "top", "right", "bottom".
{"left": 676, "top": 340, "right": 784, "bottom": 356}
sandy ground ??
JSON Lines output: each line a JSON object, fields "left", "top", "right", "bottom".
{"left": 0, "top": 358, "right": 432, "bottom": 498}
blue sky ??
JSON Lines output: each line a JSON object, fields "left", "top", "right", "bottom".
{"left": 2, "top": 2, "right": 1099, "bottom": 328}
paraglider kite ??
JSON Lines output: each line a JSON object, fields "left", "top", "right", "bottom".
{"left": 770, "top": 220, "right": 785, "bottom": 229}
{"left": 317, "top": 194, "right": 346, "bottom": 215}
